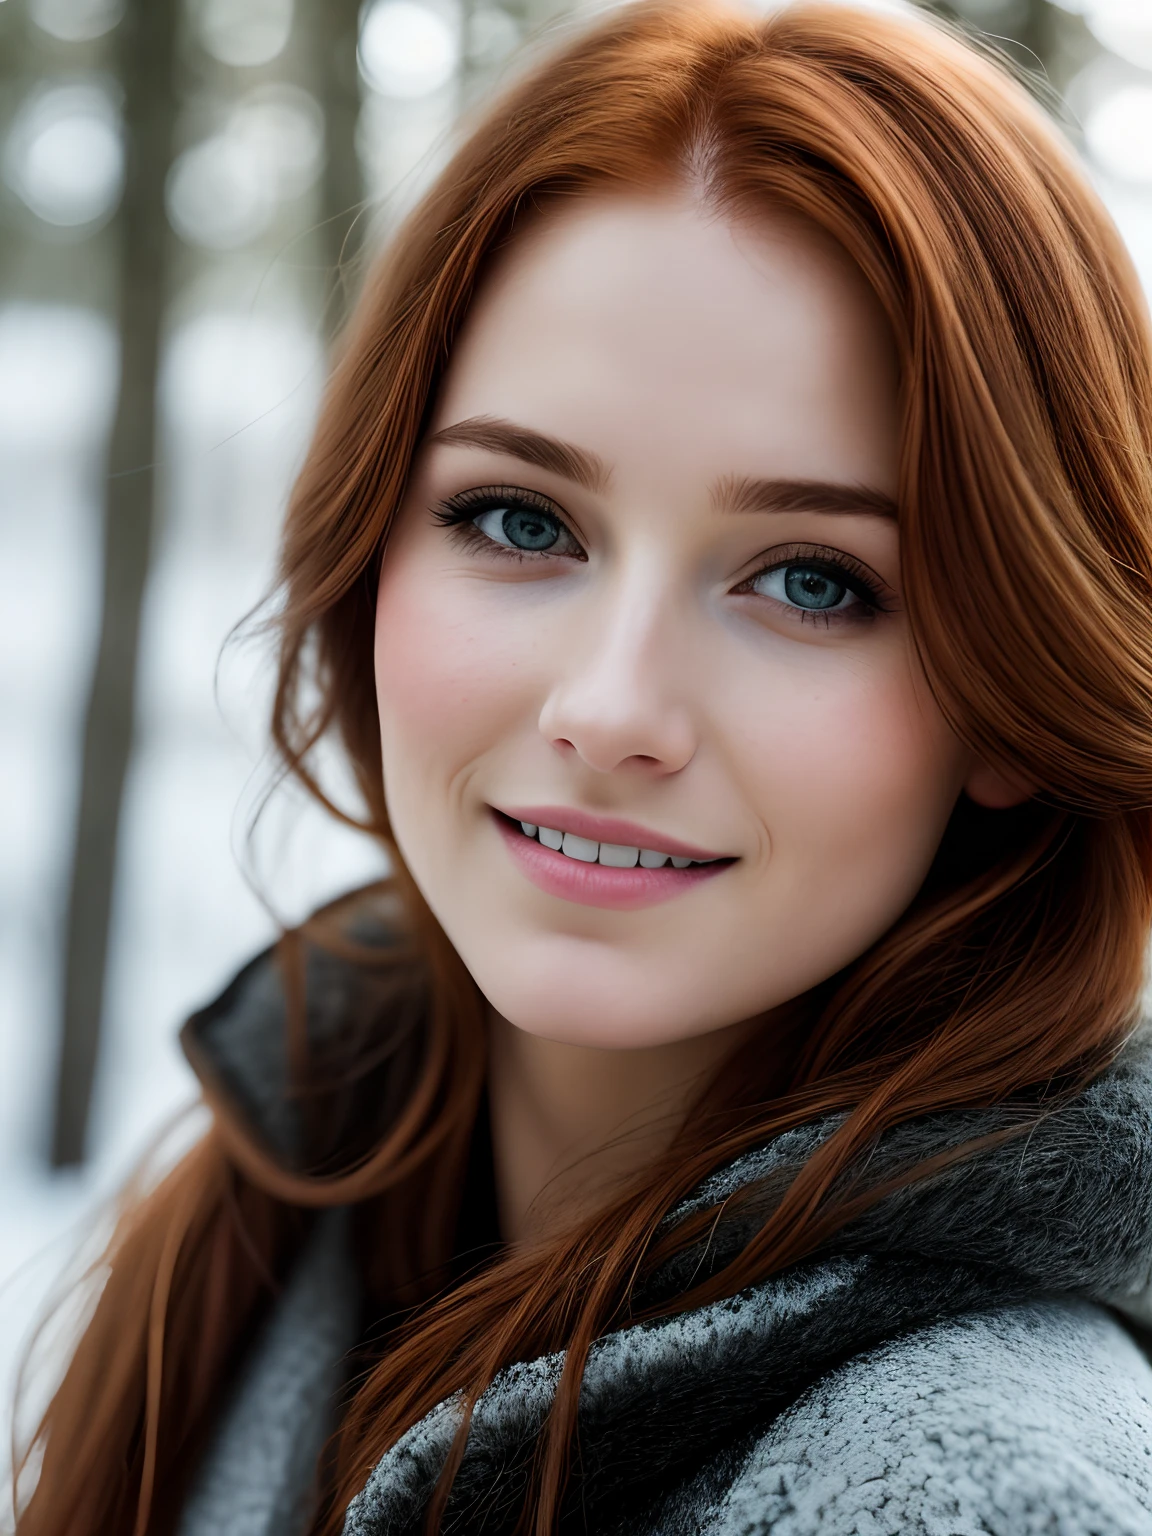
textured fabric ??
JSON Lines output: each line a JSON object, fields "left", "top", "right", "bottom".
{"left": 343, "top": 1268, "right": 1152, "bottom": 1535}
{"left": 344, "top": 1034, "right": 1152, "bottom": 1535}
{"left": 710, "top": 1300, "right": 1152, "bottom": 1536}
{"left": 177, "top": 1207, "right": 359, "bottom": 1536}
{"left": 177, "top": 937, "right": 1152, "bottom": 1535}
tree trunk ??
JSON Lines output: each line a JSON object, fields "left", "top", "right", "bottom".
{"left": 51, "top": 0, "right": 178, "bottom": 1166}
{"left": 318, "top": 0, "right": 366, "bottom": 339}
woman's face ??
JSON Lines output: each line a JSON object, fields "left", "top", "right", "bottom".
{"left": 374, "top": 193, "right": 993, "bottom": 1049}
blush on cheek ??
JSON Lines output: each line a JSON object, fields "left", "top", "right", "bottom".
{"left": 835, "top": 702, "right": 963, "bottom": 916}
{"left": 741, "top": 660, "right": 965, "bottom": 911}
{"left": 374, "top": 568, "right": 487, "bottom": 749}
{"left": 375, "top": 585, "right": 477, "bottom": 745}
{"left": 374, "top": 563, "right": 548, "bottom": 785}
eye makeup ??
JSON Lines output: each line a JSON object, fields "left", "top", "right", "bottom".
{"left": 734, "top": 541, "right": 895, "bottom": 627}
{"left": 430, "top": 483, "right": 896, "bottom": 627}
{"left": 431, "top": 485, "right": 585, "bottom": 563}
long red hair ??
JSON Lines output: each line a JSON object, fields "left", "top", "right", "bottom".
{"left": 17, "top": 3, "right": 1152, "bottom": 1534}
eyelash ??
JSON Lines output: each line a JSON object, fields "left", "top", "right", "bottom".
{"left": 431, "top": 486, "right": 585, "bottom": 561}
{"left": 733, "top": 543, "right": 890, "bottom": 625}
{"left": 431, "top": 486, "right": 891, "bottom": 622}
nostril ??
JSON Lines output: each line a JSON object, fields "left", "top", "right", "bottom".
{"left": 540, "top": 698, "right": 697, "bottom": 775}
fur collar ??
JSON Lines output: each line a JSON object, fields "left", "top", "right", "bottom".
{"left": 182, "top": 938, "right": 1152, "bottom": 1535}
{"left": 341, "top": 1028, "right": 1152, "bottom": 1534}
{"left": 651, "top": 1025, "right": 1152, "bottom": 1316}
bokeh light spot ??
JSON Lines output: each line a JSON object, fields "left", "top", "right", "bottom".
{"left": 466, "top": 6, "right": 520, "bottom": 67}
{"left": 3, "top": 83, "right": 124, "bottom": 229}
{"left": 359, "top": 0, "right": 460, "bottom": 99}
{"left": 29, "top": 0, "right": 124, "bottom": 42}
{"left": 1085, "top": 0, "right": 1152, "bottom": 71}
{"left": 196, "top": 0, "right": 294, "bottom": 68}
{"left": 166, "top": 85, "right": 323, "bottom": 249}
{"left": 1086, "top": 84, "right": 1152, "bottom": 184}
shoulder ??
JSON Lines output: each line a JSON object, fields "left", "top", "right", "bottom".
{"left": 711, "top": 1296, "right": 1152, "bottom": 1536}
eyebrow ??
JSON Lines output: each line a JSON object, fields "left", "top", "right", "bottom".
{"left": 427, "top": 415, "right": 897, "bottom": 520}
{"left": 427, "top": 415, "right": 610, "bottom": 494}
{"left": 712, "top": 473, "right": 898, "bottom": 520}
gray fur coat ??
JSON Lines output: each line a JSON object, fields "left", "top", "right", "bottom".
{"left": 178, "top": 940, "right": 1152, "bottom": 1536}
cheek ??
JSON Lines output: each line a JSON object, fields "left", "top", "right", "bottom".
{"left": 373, "top": 558, "right": 538, "bottom": 800}
{"left": 730, "top": 642, "right": 966, "bottom": 931}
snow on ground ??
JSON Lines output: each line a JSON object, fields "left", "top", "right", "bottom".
{"left": 0, "top": 301, "right": 384, "bottom": 1490}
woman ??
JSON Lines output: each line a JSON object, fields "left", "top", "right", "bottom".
{"left": 18, "top": 2, "right": 1152, "bottom": 1533}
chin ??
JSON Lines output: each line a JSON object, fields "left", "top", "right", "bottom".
{"left": 469, "top": 952, "right": 731, "bottom": 1051}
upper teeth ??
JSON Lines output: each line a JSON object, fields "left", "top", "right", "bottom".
{"left": 519, "top": 821, "right": 716, "bottom": 869}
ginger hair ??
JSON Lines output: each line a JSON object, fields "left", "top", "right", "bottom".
{"left": 17, "top": 5, "right": 1152, "bottom": 1534}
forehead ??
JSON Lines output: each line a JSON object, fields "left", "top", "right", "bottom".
{"left": 432, "top": 192, "right": 901, "bottom": 497}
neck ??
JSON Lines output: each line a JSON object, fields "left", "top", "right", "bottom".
{"left": 486, "top": 1009, "right": 769, "bottom": 1245}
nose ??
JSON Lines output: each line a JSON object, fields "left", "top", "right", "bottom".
{"left": 537, "top": 584, "right": 698, "bottom": 776}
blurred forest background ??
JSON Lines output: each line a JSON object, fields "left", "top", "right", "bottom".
{"left": 1, "top": 0, "right": 1151, "bottom": 1468}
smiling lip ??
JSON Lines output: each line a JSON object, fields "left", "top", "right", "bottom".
{"left": 491, "top": 808, "right": 735, "bottom": 911}
{"left": 496, "top": 806, "right": 729, "bottom": 862}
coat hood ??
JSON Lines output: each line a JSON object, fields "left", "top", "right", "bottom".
{"left": 341, "top": 1027, "right": 1152, "bottom": 1534}
{"left": 181, "top": 928, "right": 1152, "bottom": 1535}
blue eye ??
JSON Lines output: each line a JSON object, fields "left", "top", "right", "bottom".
{"left": 475, "top": 506, "right": 565, "bottom": 552}
{"left": 434, "top": 488, "right": 585, "bottom": 560}
{"left": 786, "top": 564, "right": 849, "bottom": 610}
{"left": 751, "top": 561, "right": 863, "bottom": 614}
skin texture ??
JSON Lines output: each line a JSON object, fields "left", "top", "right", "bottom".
{"left": 374, "top": 193, "right": 1025, "bottom": 1241}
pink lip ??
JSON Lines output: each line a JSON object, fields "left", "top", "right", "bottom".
{"left": 493, "top": 813, "right": 733, "bottom": 911}
{"left": 496, "top": 805, "right": 729, "bottom": 862}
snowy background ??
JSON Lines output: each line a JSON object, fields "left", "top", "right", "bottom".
{"left": 2, "top": 0, "right": 1151, "bottom": 1494}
